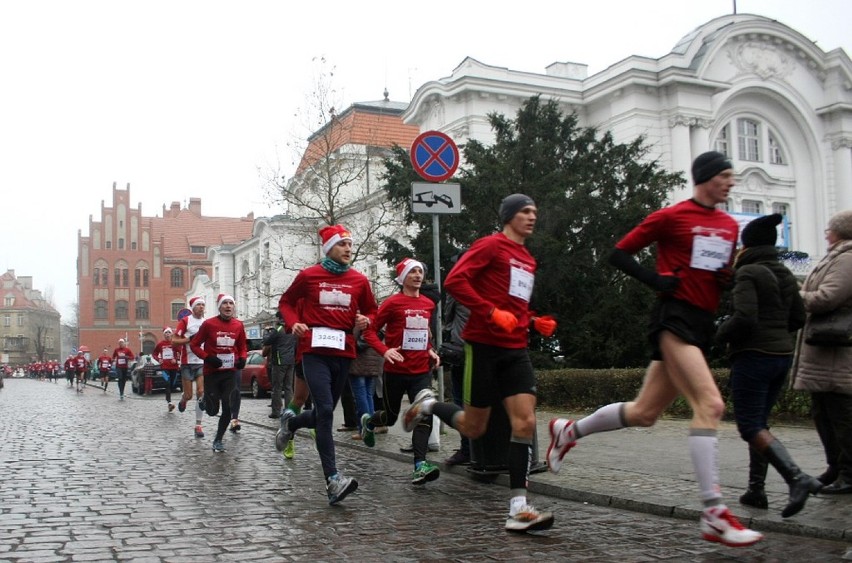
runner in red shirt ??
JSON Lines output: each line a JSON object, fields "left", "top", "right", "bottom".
{"left": 153, "top": 327, "right": 182, "bottom": 412}
{"left": 74, "top": 351, "right": 90, "bottom": 393}
{"left": 274, "top": 224, "right": 378, "bottom": 505}
{"left": 403, "top": 194, "right": 558, "bottom": 533}
{"left": 112, "top": 339, "right": 135, "bottom": 401}
{"left": 189, "top": 295, "right": 247, "bottom": 453}
{"left": 361, "top": 258, "right": 441, "bottom": 484}
{"left": 96, "top": 349, "right": 112, "bottom": 392}
{"left": 547, "top": 151, "right": 763, "bottom": 548}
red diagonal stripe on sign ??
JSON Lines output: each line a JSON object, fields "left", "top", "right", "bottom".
{"left": 420, "top": 139, "right": 451, "bottom": 173}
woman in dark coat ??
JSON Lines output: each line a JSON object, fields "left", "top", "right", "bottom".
{"left": 716, "top": 213, "right": 820, "bottom": 517}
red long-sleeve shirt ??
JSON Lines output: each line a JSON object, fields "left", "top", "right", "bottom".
{"left": 152, "top": 340, "right": 181, "bottom": 370}
{"left": 96, "top": 355, "right": 112, "bottom": 373}
{"left": 189, "top": 315, "right": 248, "bottom": 376}
{"left": 444, "top": 232, "right": 536, "bottom": 349}
{"left": 278, "top": 264, "right": 377, "bottom": 359}
{"left": 112, "top": 347, "right": 135, "bottom": 370}
{"left": 615, "top": 199, "right": 738, "bottom": 313}
{"left": 363, "top": 292, "right": 434, "bottom": 375}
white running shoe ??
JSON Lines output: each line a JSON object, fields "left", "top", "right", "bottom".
{"left": 326, "top": 473, "right": 358, "bottom": 505}
{"left": 700, "top": 505, "right": 763, "bottom": 547}
{"left": 402, "top": 388, "right": 435, "bottom": 432}
{"left": 505, "top": 504, "right": 554, "bottom": 532}
{"left": 546, "top": 418, "right": 576, "bottom": 474}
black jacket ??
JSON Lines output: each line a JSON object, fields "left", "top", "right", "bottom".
{"left": 262, "top": 324, "right": 297, "bottom": 366}
{"left": 716, "top": 245, "right": 806, "bottom": 356}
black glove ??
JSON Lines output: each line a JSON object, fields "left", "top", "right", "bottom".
{"left": 204, "top": 355, "right": 223, "bottom": 369}
{"left": 649, "top": 273, "right": 680, "bottom": 293}
{"left": 235, "top": 358, "right": 246, "bottom": 370}
{"left": 609, "top": 248, "right": 680, "bottom": 293}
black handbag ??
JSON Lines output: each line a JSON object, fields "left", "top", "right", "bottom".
{"left": 804, "top": 310, "right": 852, "bottom": 347}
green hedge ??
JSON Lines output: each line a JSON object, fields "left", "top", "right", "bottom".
{"left": 535, "top": 368, "right": 813, "bottom": 421}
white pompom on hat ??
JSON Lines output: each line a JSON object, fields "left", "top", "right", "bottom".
{"left": 319, "top": 224, "right": 353, "bottom": 255}
{"left": 394, "top": 257, "right": 424, "bottom": 285}
{"left": 216, "top": 293, "right": 235, "bottom": 309}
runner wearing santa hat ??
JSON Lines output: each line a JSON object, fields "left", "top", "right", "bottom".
{"left": 275, "top": 223, "right": 378, "bottom": 505}
{"left": 360, "top": 257, "right": 442, "bottom": 485}
{"left": 96, "top": 348, "right": 112, "bottom": 392}
{"left": 190, "top": 294, "right": 247, "bottom": 453}
{"left": 112, "top": 338, "right": 135, "bottom": 400}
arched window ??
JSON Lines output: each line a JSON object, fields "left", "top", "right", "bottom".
{"left": 135, "top": 300, "right": 149, "bottom": 320}
{"left": 171, "top": 268, "right": 184, "bottom": 288}
{"left": 115, "top": 300, "right": 129, "bottom": 320}
{"left": 94, "top": 300, "right": 108, "bottom": 320}
{"left": 135, "top": 260, "right": 149, "bottom": 287}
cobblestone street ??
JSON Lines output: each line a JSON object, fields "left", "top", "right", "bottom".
{"left": 1, "top": 379, "right": 850, "bottom": 562}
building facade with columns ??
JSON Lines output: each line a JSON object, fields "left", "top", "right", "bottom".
{"left": 403, "top": 14, "right": 851, "bottom": 265}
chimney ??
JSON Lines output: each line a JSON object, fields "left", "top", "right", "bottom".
{"left": 189, "top": 198, "right": 201, "bottom": 216}
{"left": 169, "top": 202, "right": 181, "bottom": 218}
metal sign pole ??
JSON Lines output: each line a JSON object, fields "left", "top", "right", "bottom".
{"left": 432, "top": 213, "right": 443, "bottom": 405}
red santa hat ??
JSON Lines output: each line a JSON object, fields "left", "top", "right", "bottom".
{"left": 394, "top": 257, "right": 425, "bottom": 285}
{"left": 189, "top": 296, "right": 205, "bottom": 308}
{"left": 217, "top": 293, "right": 235, "bottom": 309}
{"left": 163, "top": 327, "right": 173, "bottom": 335}
{"left": 319, "top": 224, "right": 353, "bottom": 255}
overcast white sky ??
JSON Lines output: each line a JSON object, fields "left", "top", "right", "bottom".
{"left": 2, "top": 0, "right": 849, "bottom": 320}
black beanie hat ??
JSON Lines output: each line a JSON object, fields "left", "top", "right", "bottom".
{"left": 691, "top": 151, "right": 733, "bottom": 185}
{"left": 499, "top": 193, "right": 535, "bottom": 224}
{"left": 741, "top": 213, "right": 782, "bottom": 247}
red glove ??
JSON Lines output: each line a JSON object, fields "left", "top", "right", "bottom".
{"left": 489, "top": 308, "right": 518, "bottom": 333}
{"left": 533, "top": 315, "right": 557, "bottom": 337}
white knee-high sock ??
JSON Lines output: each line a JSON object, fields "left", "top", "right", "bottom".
{"left": 688, "top": 429, "right": 722, "bottom": 506}
{"left": 574, "top": 402, "right": 626, "bottom": 439}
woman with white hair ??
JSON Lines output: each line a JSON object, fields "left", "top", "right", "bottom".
{"left": 792, "top": 209, "right": 852, "bottom": 494}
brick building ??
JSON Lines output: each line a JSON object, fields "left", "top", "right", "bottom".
{"left": 77, "top": 183, "right": 254, "bottom": 355}
{"left": 0, "top": 270, "right": 61, "bottom": 365}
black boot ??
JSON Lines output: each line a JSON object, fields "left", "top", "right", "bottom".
{"left": 739, "top": 446, "right": 768, "bottom": 509}
{"left": 817, "top": 465, "right": 839, "bottom": 486}
{"left": 762, "top": 440, "right": 823, "bottom": 518}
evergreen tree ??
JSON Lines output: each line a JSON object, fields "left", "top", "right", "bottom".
{"left": 381, "top": 96, "right": 683, "bottom": 368}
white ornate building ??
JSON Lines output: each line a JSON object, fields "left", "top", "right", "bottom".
{"left": 403, "top": 14, "right": 851, "bottom": 268}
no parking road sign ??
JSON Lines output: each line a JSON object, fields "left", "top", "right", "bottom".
{"left": 410, "top": 130, "right": 459, "bottom": 183}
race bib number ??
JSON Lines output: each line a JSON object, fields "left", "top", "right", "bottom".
{"left": 216, "top": 335, "right": 235, "bottom": 347}
{"left": 100, "top": 361, "right": 110, "bottom": 369}
{"left": 690, "top": 235, "right": 733, "bottom": 271}
{"left": 311, "top": 327, "right": 346, "bottom": 350}
{"left": 401, "top": 329, "right": 429, "bottom": 351}
{"left": 117, "top": 357, "right": 127, "bottom": 366}
{"left": 217, "top": 353, "right": 235, "bottom": 369}
{"left": 162, "top": 348, "right": 174, "bottom": 360}
{"left": 508, "top": 266, "right": 534, "bottom": 302}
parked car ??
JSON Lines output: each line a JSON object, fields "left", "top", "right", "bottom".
{"left": 239, "top": 350, "right": 271, "bottom": 398}
{"left": 130, "top": 355, "right": 181, "bottom": 395}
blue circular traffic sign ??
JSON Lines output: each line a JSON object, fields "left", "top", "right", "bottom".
{"left": 410, "top": 130, "right": 459, "bottom": 183}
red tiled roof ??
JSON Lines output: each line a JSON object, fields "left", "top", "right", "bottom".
{"left": 297, "top": 109, "right": 420, "bottom": 173}
{"left": 150, "top": 209, "right": 254, "bottom": 258}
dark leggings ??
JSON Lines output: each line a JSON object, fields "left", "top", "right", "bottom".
{"left": 117, "top": 367, "right": 129, "bottom": 396}
{"left": 204, "top": 371, "right": 237, "bottom": 441}
{"left": 367, "top": 372, "right": 433, "bottom": 463}
{"left": 164, "top": 370, "right": 178, "bottom": 403}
